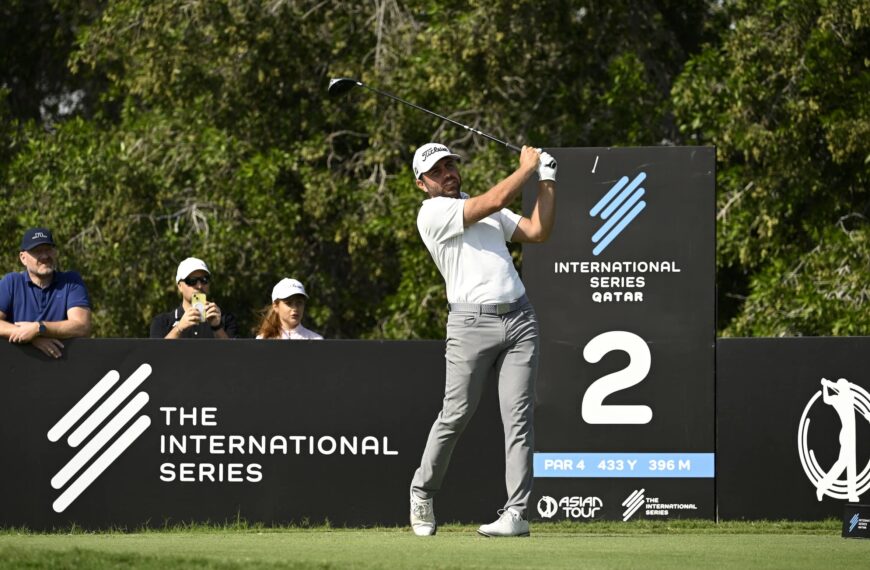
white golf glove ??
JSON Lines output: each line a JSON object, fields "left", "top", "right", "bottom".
{"left": 537, "top": 151, "right": 557, "bottom": 182}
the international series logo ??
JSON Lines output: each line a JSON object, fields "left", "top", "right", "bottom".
{"left": 622, "top": 488, "right": 645, "bottom": 521}
{"left": 589, "top": 172, "right": 647, "bottom": 256}
{"left": 48, "top": 364, "right": 152, "bottom": 513}
{"left": 849, "top": 512, "right": 860, "bottom": 533}
{"left": 798, "top": 377, "right": 870, "bottom": 502}
{"left": 621, "top": 489, "right": 698, "bottom": 520}
{"left": 845, "top": 509, "right": 870, "bottom": 535}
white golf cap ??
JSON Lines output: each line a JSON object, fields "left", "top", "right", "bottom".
{"left": 176, "top": 257, "right": 210, "bottom": 282}
{"left": 272, "top": 278, "right": 308, "bottom": 301}
{"left": 412, "top": 143, "right": 461, "bottom": 179}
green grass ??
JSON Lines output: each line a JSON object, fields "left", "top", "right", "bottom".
{"left": 1, "top": 520, "right": 868, "bottom": 569}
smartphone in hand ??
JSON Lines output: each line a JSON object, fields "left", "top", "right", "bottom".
{"left": 191, "top": 293, "right": 207, "bottom": 321}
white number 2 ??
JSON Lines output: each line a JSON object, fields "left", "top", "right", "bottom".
{"left": 581, "top": 331, "right": 652, "bottom": 424}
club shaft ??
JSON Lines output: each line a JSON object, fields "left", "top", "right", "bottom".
{"left": 358, "top": 83, "right": 522, "bottom": 153}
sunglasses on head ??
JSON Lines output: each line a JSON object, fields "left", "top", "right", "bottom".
{"left": 182, "top": 276, "right": 210, "bottom": 286}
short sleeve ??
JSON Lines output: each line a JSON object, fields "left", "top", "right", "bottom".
{"left": 149, "top": 314, "right": 172, "bottom": 338}
{"left": 0, "top": 273, "right": 13, "bottom": 316}
{"left": 417, "top": 197, "right": 465, "bottom": 243}
{"left": 65, "top": 272, "right": 91, "bottom": 310}
{"left": 497, "top": 209, "right": 522, "bottom": 242}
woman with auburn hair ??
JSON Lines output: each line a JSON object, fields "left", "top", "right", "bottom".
{"left": 255, "top": 278, "right": 323, "bottom": 340}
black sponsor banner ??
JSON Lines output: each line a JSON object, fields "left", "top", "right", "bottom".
{"left": 0, "top": 340, "right": 506, "bottom": 529}
{"left": 842, "top": 504, "right": 870, "bottom": 539}
{"left": 718, "top": 337, "right": 870, "bottom": 520}
{"left": 523, "top": 147, "right": 716, "bottom": 520}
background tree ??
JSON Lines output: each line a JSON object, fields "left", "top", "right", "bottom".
{"left": 673, "top": 0, "right": 869, "bottom": 335}
{"left": 2, "top": 0, "right": 864, "bottom": 338}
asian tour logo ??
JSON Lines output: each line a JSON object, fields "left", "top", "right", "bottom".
{"left": 536, "top": 495, "right": 602, "bottom": 519}
{"left": 798, "top": 377, "right": 870, "bottom": 503}
{"left": 589, "top": 172, "right": 647, "bottom": 256}
{"left": 537, "top": 496, "right": 559, "bottom": 518}
{"left": 48, "top": 364, "right": 152, "bottom": 513}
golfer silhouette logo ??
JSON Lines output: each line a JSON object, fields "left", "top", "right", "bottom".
{"left": 798, "top": 377, "right": 870, "bottom": 503}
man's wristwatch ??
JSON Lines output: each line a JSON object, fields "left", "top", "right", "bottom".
{"left": 38, "top": 321, "right": 47, "bottom": 335}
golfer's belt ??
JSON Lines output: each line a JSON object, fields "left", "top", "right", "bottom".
{"left": 448, "top": 294, "right": 529, "bottom": 316}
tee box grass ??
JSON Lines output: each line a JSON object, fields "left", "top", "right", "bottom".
{"left": 2, "top": 520, "right": 869, "bottom": 569}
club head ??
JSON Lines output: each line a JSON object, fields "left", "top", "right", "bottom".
{"left": 328, "top": 77, "right": 362, "bottom": 96}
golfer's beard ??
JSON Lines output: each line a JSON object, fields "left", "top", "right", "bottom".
{"left": 443, "top": 176, "right": 462, "bottom": 197}
{"left": 422, "top": 177, "right": 461, "bottom": 198}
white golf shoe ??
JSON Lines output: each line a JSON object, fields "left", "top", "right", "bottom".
{"left": 410, "top": 492, "right": 436, "bottom": 536}
{"left": 477, "top": 508, "right": 530, "bottom": 537}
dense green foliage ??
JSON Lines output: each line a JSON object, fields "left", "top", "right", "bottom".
{"left": 673, "top": 0, "right": 869, "bottom": 335}
{"left": 0, "top": 0, "right": 866, "bottom": 338}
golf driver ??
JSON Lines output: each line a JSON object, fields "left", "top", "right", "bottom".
{"left": 328, "top": 77, "right": 555, "bottom": 166}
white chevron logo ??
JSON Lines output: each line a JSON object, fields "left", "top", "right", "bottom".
{"left": 622, "top": 488, "right": 645, "bottom": 521}
{"left": 47, "top": 364, "right": 152, "bottom": 513}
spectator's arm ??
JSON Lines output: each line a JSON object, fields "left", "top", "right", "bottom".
{"left": 44, "top": 307, "right": 93, "bottom": 339}
{"left": 0, "top": 310, "right": 19, "bottom": 339}
{"left": 219, "top": 312, "right": 239, "bottom": 339}
{"left": 150, "top": 314, "right": 173, "bottom": 339}
{"left": 162, "top": 325, "right": 185, "bottom": 339}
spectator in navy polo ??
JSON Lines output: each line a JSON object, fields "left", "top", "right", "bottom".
{"left": 0, "top": 228, "right": 93, "bottom": 359}
{"left": 149, "top": 257, "right": 238, "bottom": 339}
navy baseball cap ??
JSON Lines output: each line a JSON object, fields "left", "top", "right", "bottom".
{"left": 20, "top": 228, "right": 56, "bottom": 251}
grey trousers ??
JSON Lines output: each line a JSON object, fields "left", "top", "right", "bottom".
{"left": 410, "top": 302, "right": 539, "bottom": 517}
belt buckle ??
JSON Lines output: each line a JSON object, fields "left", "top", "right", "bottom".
{"left": 495, "top": 302, "right": 511, "bottom": 315}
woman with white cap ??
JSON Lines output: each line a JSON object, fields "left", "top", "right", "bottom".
{"left": 255, "top": 278, "right": 323, "bottom": 340}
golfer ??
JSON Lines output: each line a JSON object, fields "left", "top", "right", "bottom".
{"left": 408, "top": 143, "right": 556, "bottom": 537}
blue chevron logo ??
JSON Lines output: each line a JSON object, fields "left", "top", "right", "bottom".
{"left": 589, "top": 172, "right": 647, "bottom": 256}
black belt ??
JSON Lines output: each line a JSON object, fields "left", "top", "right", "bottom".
{"left": 448, "top": 294, "right": 528, "bottom": 315}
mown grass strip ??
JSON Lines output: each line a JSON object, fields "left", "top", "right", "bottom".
{"left": 0, "top": 523, "right": 866, "bottom": 570}
{"left": 0, "top": 518, "right": 843, "bottom": 536}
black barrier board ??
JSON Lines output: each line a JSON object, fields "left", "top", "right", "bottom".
{"left": 718, "top": 337, "right": 870, "bottom": 520}
{"left": 523, "top": 147, "right": 716, "bottom": 521}
{"left": 0, "top": 340, "right": 506, "bottom": 529}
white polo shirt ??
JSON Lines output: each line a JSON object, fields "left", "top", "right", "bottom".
{"left": 417, "top": 194, "right": 525, "bottom": 304}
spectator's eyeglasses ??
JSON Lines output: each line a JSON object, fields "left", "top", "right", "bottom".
{"left": 182, "top": 276, "right": 210, "bottom": 286}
